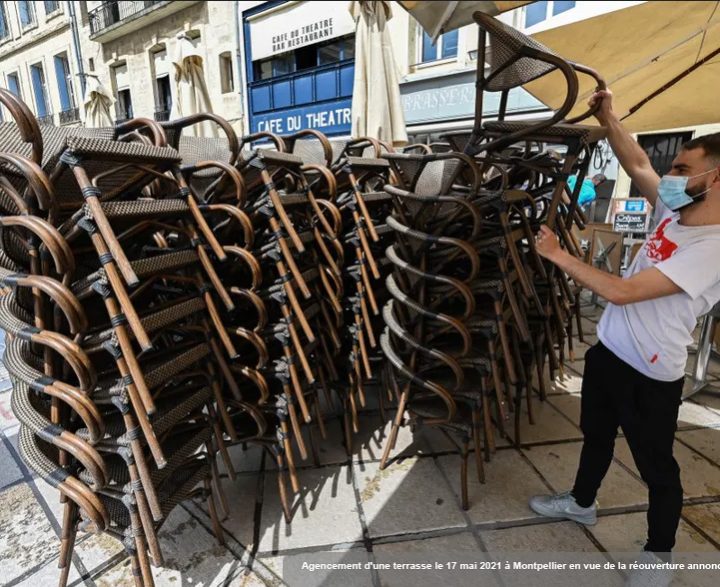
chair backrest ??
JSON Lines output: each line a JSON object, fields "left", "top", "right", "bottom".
{"left": 478, "top": 12, "right": 560, "bottom": 92}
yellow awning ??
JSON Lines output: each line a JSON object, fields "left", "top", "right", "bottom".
{"left": 524, "top": 1, "right": 720, "bottom": 132}
{"left": 397, "top": 1, "right": 532, "bottom": 40}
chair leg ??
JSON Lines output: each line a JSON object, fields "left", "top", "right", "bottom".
{"left": 58, "top": 501, "right": 78, "bottom": 587}
{"left": 460, "top": 437, "right": 470, "bottom": 510}
{"left": 575, "top": 292, "right": 585, "bottom": 344}
{"left": 380, "top": 388, "right": 408, "bottom": 470}
{"left": 275, "top": 453, "right": 293, "bottom": 523}
{"left": 471, "top": 405, "right": 486, "bottom": 484}
{"left": 205, "top": 478, "right": 226, "bottom": 547}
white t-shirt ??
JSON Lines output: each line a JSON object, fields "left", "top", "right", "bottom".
{"left": 597, "top": 198, "right": 720, "bottom": 381}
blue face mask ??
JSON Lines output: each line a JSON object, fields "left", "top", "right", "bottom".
{"left": 658, "top": 169, "right": 715, "bottom": 211}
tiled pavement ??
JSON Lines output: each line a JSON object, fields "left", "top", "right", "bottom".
{"left": 2, "top": 301, "right": 720, "bottom": 587}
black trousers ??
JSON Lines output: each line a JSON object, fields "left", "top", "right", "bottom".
{"left": 571, "top": 341, "right": 684, "bottom": 554}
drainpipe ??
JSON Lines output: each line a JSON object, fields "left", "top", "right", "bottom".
{"left": 67, "top": 1, "right": 86, "bottom": 95}
{"left": 234, "top": 0, "right": 245, "bottom": 135}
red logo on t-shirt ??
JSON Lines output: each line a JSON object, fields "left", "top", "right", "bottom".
{"left": 645, "top": 218, "right": 678, "bottom": 261}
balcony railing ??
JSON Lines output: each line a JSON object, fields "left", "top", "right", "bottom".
{"left": 154, "top": 108, "right": 170, "bottom": 122}
{"left": 37, "top": 114, "right": 55, "bottom": 125}
{"left": 59, "top": 107, "right": 80, "bottom": 125}
{"left": 89, "top": 1, "right": 167, "bottom": 36}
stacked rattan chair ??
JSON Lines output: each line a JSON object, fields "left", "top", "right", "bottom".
{"left": 0, "top": 89, "right": 234, "bottom": 587}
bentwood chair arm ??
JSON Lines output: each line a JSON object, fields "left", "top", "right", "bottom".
{"left": 115, "top": 117, "right": 168, "bottom": 147}
{"left": 283, "top": 129, "right": 334, "bottom": 166}
{"left": 0, "top": 88, "right": 43, "bottom": 165}
{"left": 161, "top": 112, "right": 240, "bottom": 163}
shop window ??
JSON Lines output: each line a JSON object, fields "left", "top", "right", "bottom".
{"left": 296, "top": 45, "right": 317, "bottom": 72}
{"left": 525, "top": 0, "right": 548, "bottom": 27}
{"left": 30, "top": 63, "right": 50, "bottom": 117}
{"left": 7, "top": 72, "right": 21, "bottom": 98}
{"left": 219, "top": 51, "right": 234, "bottom": 93}
{"left": 0, "top": 4, "right": 9, "bottom": 40}
{"left": 553, "top": 1, "right": 576, "bottom": 16}
{"left": 252, "top": 35, "right": 355, "bottom": 80}
{"left": 420, "top": 29, "right": 459, "bottom": 63}
{"left": 18, "top": 1, "right": 36, "bottom": 29}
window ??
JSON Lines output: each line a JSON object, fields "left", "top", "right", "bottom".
{"left": 54, "top": 53, "right": 76, "bottom": 112}
{"left": 113, "top": 63, "right": 133, "bottom": 121}
{"left": 0, "top": 4, "right": 9, "bottom": 40}
{"left": 525, "top": 1, "right": 575, "bottom": 27}
{"left": 44, "top": 1, "right": 61, "bottom": 15}
{"left": 18, "top": 1, "right": 36, "bottom": 28}
{"left": 318, "top": 36, "right": 354, "bottom": 65}
{"left": 219, "top": 52, "right": 234, "bottom": 94}
{"left": 553, "top": 1, "right": 576, "bottom": 15}
{"left": 420, "top": 29, "right": 459, "bottom": 63}
{"left": 117, "top": 89, "right": 133, "bottom": 120}
{"left": 251, "top": 35, "right": 355, "bottom": 80}
{"left": 7, "top": 72, "right": 21, "bottom": 98}
{"left": 30, "top": 63, "right": 50, "bottom": 117}
{"left": 151, "top": 47, "right": 171, "bottom": 119}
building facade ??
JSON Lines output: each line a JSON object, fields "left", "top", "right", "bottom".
{"left": 79, "top": 0, "right": 243, "bottom": 130}
{"left": 0, "top": 1, "right": 83, "bottom": 126}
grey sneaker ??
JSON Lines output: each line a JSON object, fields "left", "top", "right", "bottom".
{"left": 528, "top": 490, "right": 597, "bottom": 525}
{"left": 625, "top": 551, "right": 673, "bottom": 587}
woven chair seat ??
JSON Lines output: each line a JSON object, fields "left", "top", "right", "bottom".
{"left": 79, "top": 424, "right": 211, "bottom": 490}
{"left": 483, "top": 121, "right": 607, "bottom": 144}
{"left": 92, "top": 459, "right": 210, "bottom": 534}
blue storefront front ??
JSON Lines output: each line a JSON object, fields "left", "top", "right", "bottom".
{"left": 242, "top": 0, "right": 356, "bottom": 136}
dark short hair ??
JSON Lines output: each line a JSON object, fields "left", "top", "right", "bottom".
{"left": 682, "top": 132, "right": 720, "bottom": 164}
{"left": 592, "top": 173, "right": 607, "bottom": 183}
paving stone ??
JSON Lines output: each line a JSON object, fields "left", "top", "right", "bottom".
{"left": 257, "top": 547, "right": 370, "bottom": 587}
{"left": 614, "top": 438, "right": 720, "bottom": 499}
{"left": 676, "top": 399, "right": 720, "bottom": 430}
{"left": 12, "top": 556, "right": 81, "bottom": 587}
{"left": 192, "top": 471, "right": 259, "bottom": 549}
{"left": 677, "top": 428, "right": 720, "bottom": 467}
{"left": 0, "top": 387, "right": 19, "bottom": 435}
{"left": 682, "top": 503, "right": 720, "bottom": 545}
{"left": 74, "top": 530, "right": 125, "bottom": 576}
{"left": 221, "top": 443, "right": 265, "bottom": 475}
{"left": 522, "top": 442, "right": 648, "bottom": 510}
{"left": 688, "top": 389, "right": 720, "bottom": 414}
{"left": 0, "top": 436, "right": 23, "bottom": 490}
{"left": 0, "top": 483, "right": 58, "bottom": 583}
{"left": 258, "top": 464, "right": 363, "bottom": 552}
{"left": 91, "top": 507, "right": 236, "bottom": 587}
{"left": 353, "top": 417, "right": 435, "bottom": 463}
{"left": 502, "top": 398, "right": 583, "bottom": 446}
{"left": 479, "top": 521, "right": 618, "bottom": 587}
{"left": 546, "top": 395, "right": 582, "bottom": 426}
{"left": 356, "top": 457, "right": 466, "bottom": 538}
{"left": 374, "top": 533, "right": 500, "bottom": 587}
{"left": 436, "top": 450, "right": 550, "bottom": 525}
{"left": 588, "top": 510, "right": 718, "bottom": 587}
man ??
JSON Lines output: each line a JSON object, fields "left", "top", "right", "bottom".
{"left": 528, "top": 88, "right": 720, "bottom": 587}
{"left": 566, "top": 172, "right": 607, "bottom": 211}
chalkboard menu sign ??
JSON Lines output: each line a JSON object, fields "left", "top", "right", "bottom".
{"left": 613, "top": 212, "right": 649, "bottom": 233}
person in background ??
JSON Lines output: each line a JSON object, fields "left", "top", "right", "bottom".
{"left": 566, "top": 172, "right": 607, "bottom": 211}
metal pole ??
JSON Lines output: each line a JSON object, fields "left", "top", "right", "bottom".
{"left": 67, "top": 1, "right": 87, "bottom": 96}
{"left": 684, "top": 311, "right": 719, "bottom": 399}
